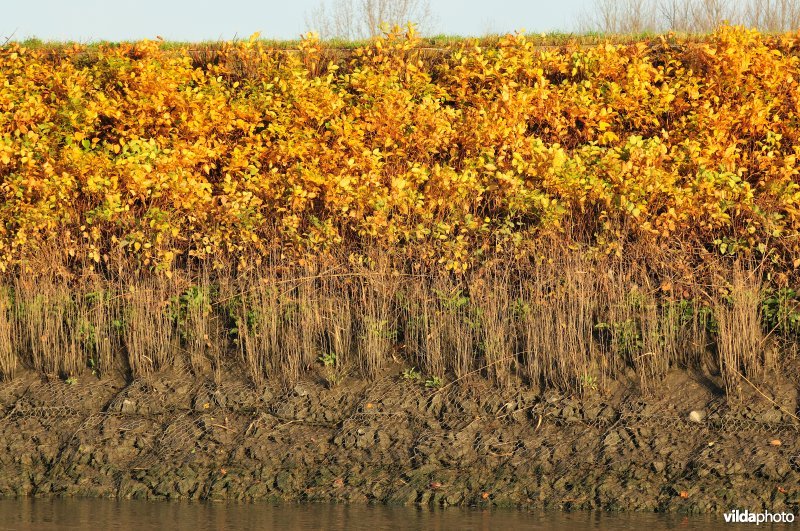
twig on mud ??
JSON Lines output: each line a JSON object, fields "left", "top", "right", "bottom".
{"left": 272, "top": 419, "right": 297, "bottom": 431}
{"left": 244, "top": 413, "right": 268, "bottom": 437}
{"left": 2, "top": 382, "right": 33, "bottom": 421}
{"left": 735, "top": 370, "right": 800, "bottom": 424}
{"left": 434, "top": 354, "right": 520, "bottom": 394}
{"left": 487, "top": 451, "right": 514, "bottom": 457}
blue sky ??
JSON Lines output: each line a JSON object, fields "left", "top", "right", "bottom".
{"left": 2, "top": 0, "right": 595, "bottom": 42}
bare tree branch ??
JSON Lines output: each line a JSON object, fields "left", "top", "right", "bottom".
{"left": 589, "top": 0, "right": 660, "bottom": 34}
{"left": 589, "top": 0, "right": 800, "bottom": 33}
{"left": 306, "top": 0, "right": 435, "bottom": 40}
{"left": 744, "top": 0, "right": 800, "bottom": 31}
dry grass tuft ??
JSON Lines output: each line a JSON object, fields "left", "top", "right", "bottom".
{"left": 13, "top": 277, "right": 81, "bottom": 378}
{"left": 0, "top": 287, "right": 14, "bottom": 380}
{"left": 0, "top": 247, "right": 792, "bottom": 402}
{"left": 516, "top": 251, "right": 601, "bottom": 393}
{"left": 121, "top": 275, "right": 180, "bottom": 378}
{"left": 715, "top": 265, "right": 772, "bottom": 397}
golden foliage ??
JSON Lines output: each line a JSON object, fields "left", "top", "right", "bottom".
{"left": 1, "top": 26, "right": 799, "bottom": 275}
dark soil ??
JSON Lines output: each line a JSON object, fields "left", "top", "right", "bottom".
{"left": 0, "top": 363, "right": 798, "bottom": 514}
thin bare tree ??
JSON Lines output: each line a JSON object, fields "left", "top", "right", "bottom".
{"left": 689, "top": 0, "right": 738, "bottom": 32}
{"left": 305, "top": 0, "right": 359, "bottom": 40}
{"left": 589, "top": 0, "right": 800, "bottom": 32}
{"left": 744, "top": 0, "right": 800, "bottom": 31}
{"left": 586, "top": 0, "right": 660, "bottom": 33}
{"left": 658, "top": 0, "right": 695, "bottom": 32}
{"left": 305, "top": 0, "right": 435, "bottom": 40}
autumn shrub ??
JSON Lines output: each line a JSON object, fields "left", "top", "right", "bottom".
{"left": 0, "top": 26, "right": 799, "bottom": 392}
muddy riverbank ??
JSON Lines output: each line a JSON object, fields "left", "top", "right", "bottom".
{"left": 0, "top": 363, "right": 798, "bottom": 514}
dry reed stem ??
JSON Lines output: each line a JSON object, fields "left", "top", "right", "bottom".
{"left": 716, "top": 265, "right": 770, "bottom": 397}
{"left": 122, "top": 275, "right": 180, "bottom": 378}
{"left": 0, "top": 287, "right": 14, "bottom": 380}
{"left": 0, "top": 247, "right": 792, "bottom": 400}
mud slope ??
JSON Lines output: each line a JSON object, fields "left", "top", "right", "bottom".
{"left": 0, "top": 364, "right": 798, "bottom": 514}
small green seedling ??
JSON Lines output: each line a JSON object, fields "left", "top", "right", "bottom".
{"left": 318, "top": 352, "right": 341, "bottom": 388}
{"left": 424, "top": 375, "right": 443, "bottom": 388}
{"left": 402, "top": 367, "right": 421, "bottom": 381}
{"left": 580, "top": 373, "right": 598, "bottom": 392}
{"left": 319, "top": 352, "right": 336, "bottom": 367}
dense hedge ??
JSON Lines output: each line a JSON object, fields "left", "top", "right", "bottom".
{"left": 1, "top": 26, "right": 799, "bottom": 278}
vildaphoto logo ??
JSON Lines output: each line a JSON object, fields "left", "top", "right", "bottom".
{"left": 723, "top": 509, "right": 795, "bottom": 525}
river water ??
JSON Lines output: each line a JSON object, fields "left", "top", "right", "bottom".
{"left": 0, "top": 498, "right": 759, "bottom": 530}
